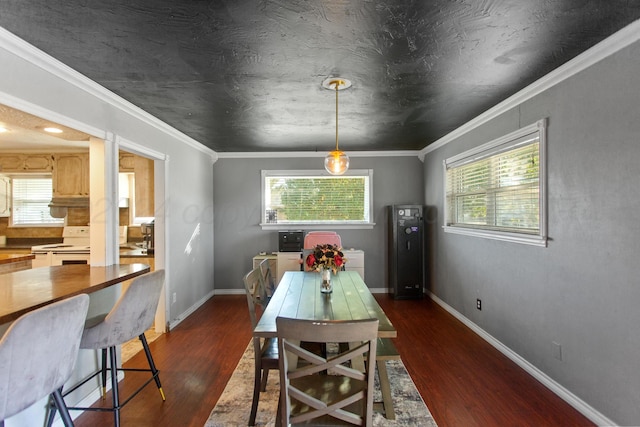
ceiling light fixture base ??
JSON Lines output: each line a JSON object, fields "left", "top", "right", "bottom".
{"left": 322, "top": 77, "right": 352, "bottom": 91}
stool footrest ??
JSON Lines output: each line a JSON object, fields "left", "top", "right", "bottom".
{"left": 67, "top": 366, "right": 162, "bottom": 412}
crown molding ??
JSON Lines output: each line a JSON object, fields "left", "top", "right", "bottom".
{"left": 421, "top": 19, "right": 640, "bottom": 157}
{"left": 0, "top": 26, "right": 217, "bottom": 162}
{"left": 215, "top": 150, "right": 421, "bottom": 159}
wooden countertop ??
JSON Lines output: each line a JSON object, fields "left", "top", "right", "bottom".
{"left": 0, "top": 263, "right": 151, "bottom": 324}
{"left": 119, "top": 247, "right": 154, "bottom": 258}
{"left": 0, "top": 253, "right": 35, "bottom": 264}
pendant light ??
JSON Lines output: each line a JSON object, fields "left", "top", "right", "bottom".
{"left": 322, "top": 77, "right": 351, "bottom": 175}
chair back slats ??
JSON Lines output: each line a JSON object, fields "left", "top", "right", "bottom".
{"left": 276, "top": 317, "right": 378, "bottom": 426}
{"left": 242, "top": 267, "right": 269, "bottom": 329}
{"left": 257, "top": 258, "right": 276, "bottom": 297}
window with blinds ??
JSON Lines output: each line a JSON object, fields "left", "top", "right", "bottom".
{"left": 262, "top": 169, "right": 373, "bottom": 226}
{"left": 11, "top": 176, "right": 64, "bottom": 226}
{"left": 444, "top": 119, "right": 547, "bottom": 246}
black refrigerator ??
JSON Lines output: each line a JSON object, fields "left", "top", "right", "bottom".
{"left": 387, "top": 205, "right": 425, "bottom": 299}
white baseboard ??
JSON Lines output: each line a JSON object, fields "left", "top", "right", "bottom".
{"left": 214, "top": 287, "right": 391, "bottom": 295}
{"left": 168, "top": 289, "right": 215, "bottom": 330}
{"left": 214, "top": 288, "right": 245, "bottom": 295}
{"left": 428, "top": 291, "right": 617, "bottom": 427}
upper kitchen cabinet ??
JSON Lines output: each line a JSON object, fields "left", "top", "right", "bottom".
{"left": 119, "top": 152, "right": 135, "bottom": 172}
{"left": 134, "top": 155, "right": 154, "bottom": 217}
{"left": 0, "top": 154, "right": 53, "bottom": 172}
{"left": 52, "top": 153, "right": 89, "bottom": 197}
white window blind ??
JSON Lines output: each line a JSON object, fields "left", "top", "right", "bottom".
{"left": 12, "top": 177, "right": 64, "bottom": 226}
{"left": 444, "top": 119, "right": 547, "bottom": 246}
{"left": 262, "top": 169, "right": 373, "bottom": 227}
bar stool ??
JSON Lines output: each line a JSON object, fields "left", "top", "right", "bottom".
{"left": 48, "top": 270, "right": 166, "bottom": 427}
{"left": 0, "top": 294, "right": 90, "bottom": 427}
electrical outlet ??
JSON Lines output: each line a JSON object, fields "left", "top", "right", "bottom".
{"left": 476, "top": 298, "right": 482, "bottom": 310}
{"left": 172, "top": 292, "right": 177, "bottom": 304}
{"left": 552, "top": 341, "right": 563, "bottom": 361}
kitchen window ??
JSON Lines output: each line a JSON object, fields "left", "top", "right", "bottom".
{"left": 11, "top": 176, "right": 64, "bottom": 226}
{"left": 261, "top": 169, "right": 374, "bottom": 229}
{"left": 443, "top": 119, "right": 547, "bottom": 246}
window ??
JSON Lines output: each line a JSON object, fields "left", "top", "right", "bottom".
{"left": 261, "top": 169, "right": 374, "bottom": 229}
{"left": 444, "top": 119, "right": 547, "bottom": 246}
{"left": 11, "top": 176, "right": 64, "bottom": 226}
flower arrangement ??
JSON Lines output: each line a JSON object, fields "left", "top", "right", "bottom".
{"left": 305, "top": 244, "right": 346, "bottom": 274}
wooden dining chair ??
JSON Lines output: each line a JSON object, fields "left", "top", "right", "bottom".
{"left": 276, "top": 316, "right": 379, "bottom": 426}
{"left": 258, "top": 257, "right": 277, "bottom": 298}
{"left": 243, "top": 267, "right": 278, "bottom": 426}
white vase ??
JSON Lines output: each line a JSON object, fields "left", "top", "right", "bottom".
{"left": 320, "top": 267, "right": 332, "bottom": 293}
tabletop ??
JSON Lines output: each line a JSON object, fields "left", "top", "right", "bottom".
{"left": 254, "top": 270, "right": 396, "bottom": 338}
{"left": 0, "top": 263, "right": 151, "bottom": 324}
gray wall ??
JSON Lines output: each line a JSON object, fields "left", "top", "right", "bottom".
{"left": 0, "top": 36, "right": 215, "bottom": 329}
{"left": 213, "top": 155, "right": 424, "bottom": 291}
{"left": 423, "top": 41, "right": 640, "bottom": 425}
{"left": 0, "top": 33, "right": 216, "bottom": 426}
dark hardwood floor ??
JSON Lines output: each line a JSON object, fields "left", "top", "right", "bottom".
{"left": 74, "top": 294, "right": 594, "bottom": 427}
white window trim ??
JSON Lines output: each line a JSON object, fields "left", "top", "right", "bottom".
{"left": 443, "top": 118, "right": 547, "bottom": 247}
{"left": 260, "top": 169, "right": 375, "bottom": 230}
{"left": 9, "top": 174, "right": 65, "bottom": 227}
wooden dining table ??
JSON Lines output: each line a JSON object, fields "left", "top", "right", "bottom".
{"left": 0, "top": 263, "right": 151, "bottom": 324}
{"left": 254, "top": 270, "right": 399, "bottom": 420}
{"left": 254, "top": 270, "right": 396, "bottom": 338}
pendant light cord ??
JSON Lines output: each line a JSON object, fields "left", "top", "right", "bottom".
{"left": 335, "top": 83, "right": 339, "bottom": 151}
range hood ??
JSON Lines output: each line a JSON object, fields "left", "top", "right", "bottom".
{"left": 49, "top": 197, "right": 89, "bottom": 218}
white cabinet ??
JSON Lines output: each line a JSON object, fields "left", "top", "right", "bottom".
{"left": 276, "top": 249, "right": 365, "bottom": 283}
{"left": 342, "top": 249, "right": 365, "bottom": 280}
{"left": 276, "top": 252, "right": 303, "bottom": 284}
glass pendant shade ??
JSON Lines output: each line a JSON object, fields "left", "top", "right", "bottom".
{"left": 324, "top": 149, "right": 350, "bottom": 175}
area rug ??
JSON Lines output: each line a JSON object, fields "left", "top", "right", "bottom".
{"left": 205, "top": 342, "right": 437, "bottom": 427}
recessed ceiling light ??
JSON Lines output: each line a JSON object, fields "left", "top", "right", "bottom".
{"left": 43, "top": 127, "right": 63, "bottom": 134}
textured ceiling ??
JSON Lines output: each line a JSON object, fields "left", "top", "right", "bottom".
{"left": 1, "top": 1, "right": 639, "bottom": 153}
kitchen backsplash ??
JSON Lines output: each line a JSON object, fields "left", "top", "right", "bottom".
{"left": 0, "top": 206, "right": 139, "bottom": 240}
{"left": 0, "top": 217, "right": 62, "bottom": 238}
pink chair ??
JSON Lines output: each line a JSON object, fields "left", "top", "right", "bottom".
{"left": 302, "top": 232, "right": 343, "bottom": 272}
{"left": 303, "top": 231, "right": 341, "bottom": 249}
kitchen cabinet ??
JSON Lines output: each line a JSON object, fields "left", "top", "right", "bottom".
{"left": 0, "top": 175, "right": 10, "bottom": 217}
{"left": 134, "top": 156, "right": 154, "bottom": 217}
{"left": 119, "top": 152, "right": 135, "bottom": 172}
{"left": 52, "top": 153, "right": 89, "bottom": 197}
{"left": 0, "top": 154, "right": 53, "bottom": 172}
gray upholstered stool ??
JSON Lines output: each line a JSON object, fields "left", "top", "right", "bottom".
{"left": 0, "top": 294, "right": 90, "bottom": 427}
{"left": 49, "top": 270, "right": 166, "bottom": 427}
